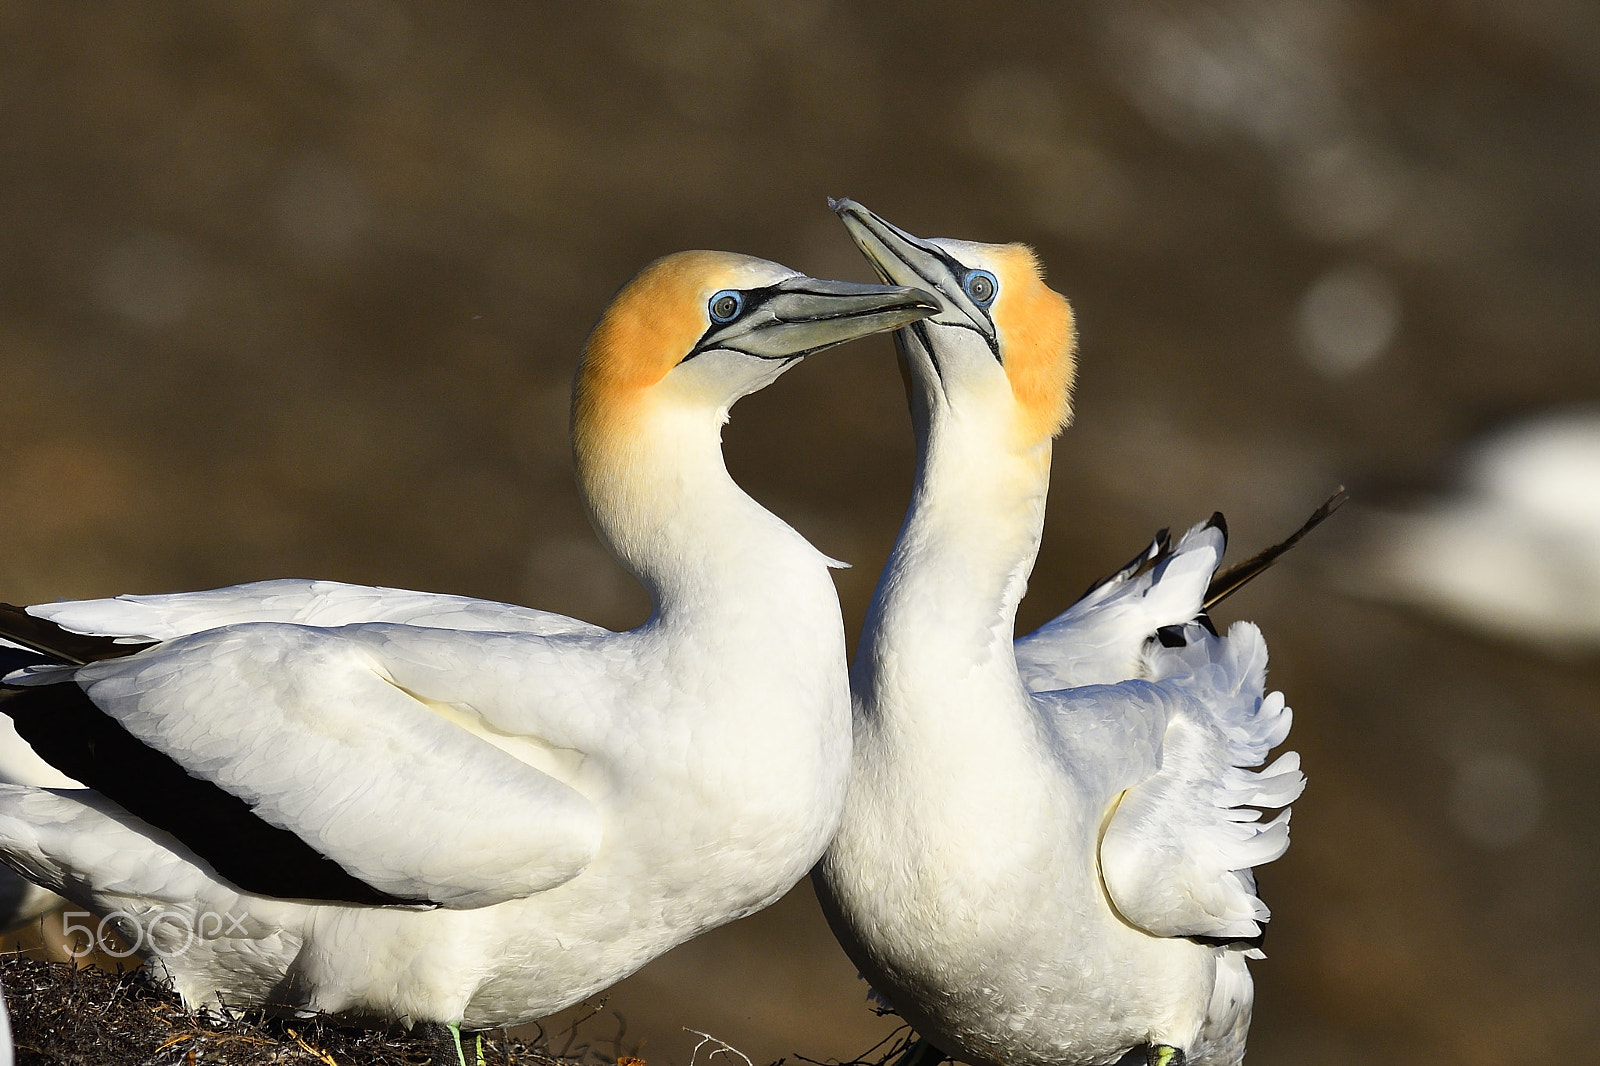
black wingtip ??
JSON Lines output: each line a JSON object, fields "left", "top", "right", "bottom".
{"left": 1076, "top": 528, "right": 1167, "bottom": 602}
{"left": 0, "top": 603, "right": 155, "bottom": 669}
{"left": 4, "top": 677, "right": 431, "bottom": 908}
{"left": 1201, "top": 487, "right": 1348, "bottom": 611}
{"left": 0, "top": 603, "right": 86, "bottom": 666}
{"left": 1189, "top": 929, "right": 1267, "bottom": 951}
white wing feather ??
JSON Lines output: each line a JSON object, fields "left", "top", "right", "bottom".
{"left": 29, "top": 579, "right": 604, "bottom": 644}
{"left": 1015, "top": 522, "right": 1224, "bottom": 690}
{"left": 1034, "top": 680, "right": 1169, "bottom": 802}
{"left": 1097, "top": 619, "right": 1303, "bottom": 941}
{"left": 70, "top": 620, "right": 612, "bottom": 908}
{"left": 0, "top": 785, "right": 231, "bottom": 906}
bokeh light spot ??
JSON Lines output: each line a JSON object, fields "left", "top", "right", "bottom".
{"left": 1294, "top": 263, "right": 1400, "bottom": 376}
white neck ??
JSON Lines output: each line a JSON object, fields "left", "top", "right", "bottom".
{"left": 576, "top": 398, "right": 839, "bottom": 636}
{"left": 854, "top": 391, "right": 1052, "bottom": 722}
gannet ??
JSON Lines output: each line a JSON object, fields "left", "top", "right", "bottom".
{"left": 0, "top": 974, "right": 11, "bottom": 1066}
{"left": 0, "top": 742, "right": 70, "bottom": 932}
{"left": 0, "top": 640, "right": 73, "bottom": 928}
{"left": 0, "top": 643, "right": 72, "bottom": 932}
{"left": 813, "top": 201, "right": 1305, "bottom": 1066}
{"left": 1355, "top": 409, "right": 1600, "bottom": 650}
{"left": 0, "top": 251, "right": 937, "bottom": 1055}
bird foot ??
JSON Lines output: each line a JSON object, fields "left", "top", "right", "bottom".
{"left": 1147, "top": 1045, "right": 1186, "bottom": 1066}
{"left": 416, "top": 1021, "right": 485, "bottom": 1066}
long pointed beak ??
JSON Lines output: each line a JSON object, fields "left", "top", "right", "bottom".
{"left": 699, "top": 277, "right": 938, "bottom": 361}
{"left": 830, "top": 198, "right": 997, "bottom": 347}
{"left": 830, "top": 198, "right": 952, "bottom": 291}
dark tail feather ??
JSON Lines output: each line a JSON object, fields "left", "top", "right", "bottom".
{"left": 1203, "top": 488, "right": 1348, "bottom": 610}
{"left": 0, "top": 603, "right": 154, "bottom": 668}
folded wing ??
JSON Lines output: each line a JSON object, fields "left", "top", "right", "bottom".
{"left": 29, "top": 579, "right": 604, "bottom": 643}
{"left": 1097, "top": 619, "right": 1303, "bottom": 943}
{"left": 2, "top": 611, "right": 609, "bottom": 910}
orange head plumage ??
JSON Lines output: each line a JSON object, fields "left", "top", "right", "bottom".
{"left": 565, "top": 247, "right": 937, "bottom": 577}
{"left": 571, "top": 250, "right": 760, "bottom": 472}
{"left": 985, "top": 244, "right": 1076, "bottom": 447}
{"left": 569, "top": 247, "right": 938, "bottom": 483}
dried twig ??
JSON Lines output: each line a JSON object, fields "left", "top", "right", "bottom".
{"left": 0, "top": 953, "right": 603, "bottom": 1066}
{"left": 685, "top": 1029, "right": 754, "bottom": 1066}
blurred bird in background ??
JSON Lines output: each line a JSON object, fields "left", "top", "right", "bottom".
{"left": 1353, "top": 410, "right": 1600, "bottom": 652}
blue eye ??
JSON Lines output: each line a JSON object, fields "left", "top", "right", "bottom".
{"left": 708, "top": 290, "right": 743, "bottom": 323}
{"left": 963, "top": 270, "right": 998, "bottom": 305}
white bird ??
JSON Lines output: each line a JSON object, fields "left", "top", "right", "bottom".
{"left": 813, "top": 201, "right": 1307, "bottom": 1066}
{"left": 0, "top": 250, "right": 937, "bottom": 1057}
{"left": 0, "top": 647, "right": 72, "bottom": 932}
{"left": 0, "top": 971, "right": 12, "bottom": 1066}
{"left": 1356, "top": 408, "right": 1600, "bottom": 650}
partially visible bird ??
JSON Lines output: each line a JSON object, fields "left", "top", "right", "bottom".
{"left": 0, "top": 250, "right": 937, "bottom": 1057}
{"left": 0, "top": 642, "right": 72, "bottom": 932}
{"left": 0, "top": 969, "right": 12, "bottom": 1066}
{"left": 814, "top": 201, "right": 1307, "bottom": 1066}
{"left": 1355, "top": 409, "right": 1600, "bottom": 651}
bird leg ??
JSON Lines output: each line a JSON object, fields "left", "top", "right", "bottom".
{"left": 417, "top": 1021, "right": 483, "bottom": 1066}
{"left": 1146, "top": 1045, "right": 1186, "bottom": 1066}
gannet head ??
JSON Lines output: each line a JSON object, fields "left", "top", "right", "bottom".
{"left": 830, "top": 199, "right": 1076, "bottom": 452}
{"left": 573, "top": 250, "right": 937, "bottom": 463}
{"left": 570, "top": 250, "right": 937, "bottom": 581}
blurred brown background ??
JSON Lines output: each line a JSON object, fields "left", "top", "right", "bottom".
{"left": 2, "top": 2, "right": 1598, "bottom": 1063}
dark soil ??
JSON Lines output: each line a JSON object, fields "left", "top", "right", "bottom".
{"left": 1, "top": 954, "right": 620, "bottom": 1066}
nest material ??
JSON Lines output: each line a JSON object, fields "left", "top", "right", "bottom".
{"left": 0, "top": 953, "right": 606, "bottom": 1066}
